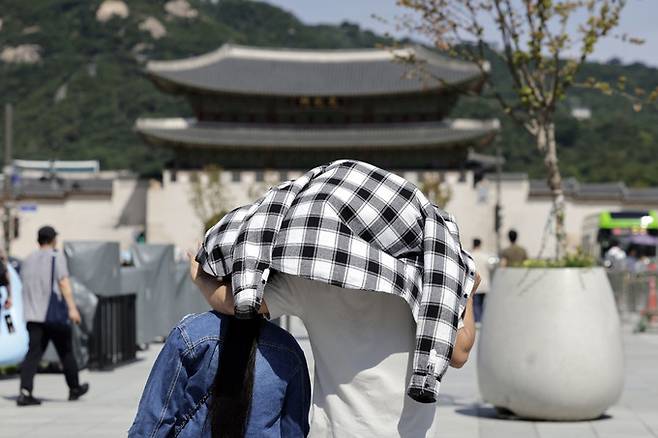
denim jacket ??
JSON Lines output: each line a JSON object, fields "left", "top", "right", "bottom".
{"left": 129, "top": 312, "right": 311, "bottom": 437}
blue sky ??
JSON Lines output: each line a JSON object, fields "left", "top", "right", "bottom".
{"left": 265, "top": 0, "right": 658, "bottom": 67}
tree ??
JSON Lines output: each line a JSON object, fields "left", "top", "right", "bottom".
{"left": 420, "top": 172, "right": 452, "bottom": 208}
{"left": 189, "top": 165, "right": 230, "bottom": 232}
{"left": 398, "top": 0, "right": 643, "bottom": 258}
{"left": 247, "top": 170, "right": 281, "bottom": 201}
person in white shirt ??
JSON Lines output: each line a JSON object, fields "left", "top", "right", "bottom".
{"left": 189, "top": 255, "right": 479, "bottom": 438}
{"left": 470, "top": 238, "right": 492, "bottom": 323}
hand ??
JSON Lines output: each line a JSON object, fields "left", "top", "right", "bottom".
{"left": 187, "top": 248, "right": 202, "bottom": 284}
{"left": 3, "top": 296, "right": 11, "bottom": 310}
{"left": 68, "top": 307, "right": 82, "bottom": 325}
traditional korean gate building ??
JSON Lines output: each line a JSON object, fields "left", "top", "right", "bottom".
{"left": 136, "top": 44, "right": 499, "bottom": 171}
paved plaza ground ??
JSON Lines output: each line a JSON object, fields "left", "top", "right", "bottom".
{"left": 1, "top": 321, "right": 656, "bottom": 437}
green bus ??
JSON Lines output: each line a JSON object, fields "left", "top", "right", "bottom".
{"left": 582, "top": 210, "right": 658, "bottom": 260}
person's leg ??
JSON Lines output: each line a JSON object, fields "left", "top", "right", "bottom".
{"left": 473, "top": 294, "right": 484, "bottom": 323}
{"left": 50, "top": 325, "right": 80, "bottom": 390}
{"left": 19, "top": 322, "right": 49, "bottom": 393}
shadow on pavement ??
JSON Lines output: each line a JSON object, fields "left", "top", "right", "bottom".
{"left": 455, "top": 405, "right": 613, "bottom": 422}
{"left": 437, "top": 393, "right": 472, "bottom": 407}
{"left": 2, "top": 394, "right": 64, "bottom": 403}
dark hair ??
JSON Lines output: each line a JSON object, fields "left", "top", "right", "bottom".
{"left": 37, "top": 235, "right": 56, "bottom": 245}
{"left": 473, "top": 238, "right": 482, "bottom": 248}
{"left": 208, "top": 317, "right": 262, "bottom": 437}
{"left": 508, "top": 229, "right": 518, "bottom": 243}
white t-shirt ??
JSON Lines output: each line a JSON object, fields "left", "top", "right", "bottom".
{"left": 265, "top": 272, "right": 441, "bottom": 438}
{"left": 470, "top": 248, "right": 492, "bottom": 293}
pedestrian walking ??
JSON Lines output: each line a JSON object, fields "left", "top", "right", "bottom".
{"left": 471, "top": 238, "right": 492, "bottom": 323}
{"left": 16, "top": 225, "right": 89, "bottom": 406}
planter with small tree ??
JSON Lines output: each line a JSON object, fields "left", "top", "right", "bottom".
{"left": 398, "top": 0, "right": 651, "bottom": 420}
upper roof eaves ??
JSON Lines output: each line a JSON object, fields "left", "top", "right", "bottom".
{"left": 146, "top": 44, "right": 486, "bottom": 97}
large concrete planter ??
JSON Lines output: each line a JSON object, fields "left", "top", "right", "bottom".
{"left": 477, "top": 267, "right": 623, "bottom": 420}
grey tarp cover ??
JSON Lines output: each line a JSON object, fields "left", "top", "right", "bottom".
{"left": 121, "top": 265, "right": 154, "bottom": 345}
{"left": 130, "top": 244, "right": 176, "bottom": 341}
{"left": 129, "top": 244, "right": 208, "bottom": 342}
{"left": 174, "top": 263, "right": 210, "bottom": 320}
{"left": 63, "top": 241, "right": 121, "bottom": 296}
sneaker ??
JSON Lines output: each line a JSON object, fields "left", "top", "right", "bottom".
{"left": 16, "top": 389, "right": 42, "bottom": 407}
{"left": 68, "top": 383, "right": 90, "bottom": 401}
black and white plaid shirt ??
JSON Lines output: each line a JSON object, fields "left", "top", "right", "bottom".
{"left": 196, "top": 160, "right": 476, "bottom": 403}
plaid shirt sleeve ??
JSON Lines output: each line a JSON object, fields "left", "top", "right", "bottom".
{"left": 195, "top": 204, "right": 258, "bottom": 280}
{"left": 407, "top": 206, "right": 477, "bottom": 403}
{"left": 199, "top": 164, "right": 330, "bottom": 318}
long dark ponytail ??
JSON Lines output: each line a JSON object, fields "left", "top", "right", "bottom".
{"left": 209, "top": 316, "right": 262, "bottom": 437}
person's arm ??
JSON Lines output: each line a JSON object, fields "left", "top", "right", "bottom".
{"left": 58, "top": 276, "right": 81, "bottom": 325}
{"left": 3, "top": 272, "right": 11, "bottom": 309}
{"left": 0, "top": 249, "right": 10, "bottom": 309}
{"left": 449, "top": 294, "right": 476, "bottom": 368}
{"left": 450, "top": 272, "right": 480, "bottom": 368}
{"left": 188, "top": 251, "right": 268, "bottom": 316}
{"left": 129, "top": 327, "right": 190, "bottom": 438}
{"left": 54, "top": 253, "right": 80, "bottom": 324}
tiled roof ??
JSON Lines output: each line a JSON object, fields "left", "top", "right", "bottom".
{"left": 135, "top": 118, "right": 499, "bottom": 149}
{"left": 146, "top": 44, "right": 486, "bottom": 97}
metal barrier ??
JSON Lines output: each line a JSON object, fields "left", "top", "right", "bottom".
{"left": 88, "top": 293, "right": 137, "bottom": 370}
{"left": 607, "top": 271, "right": 656, "bottom": 322}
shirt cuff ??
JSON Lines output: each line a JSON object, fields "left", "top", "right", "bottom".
{"left": 233, "top": 287, "right": 265, "bottom": 318}
{"left": 233, "top": 269, "right": 270, "bottom": 318}
{"left": 407, "top": 372, "right": 441, "bottom": 404}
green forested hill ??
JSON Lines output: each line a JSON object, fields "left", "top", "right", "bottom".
{"left": 0, "top": 0, "right": 390, "bottom": 176}
{"left": 1, "top": 0, "right": 657, "bottom": 184}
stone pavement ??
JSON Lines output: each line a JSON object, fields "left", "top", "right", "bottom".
{"left": 0, "top": 320, "right": 656, "bottom": 437}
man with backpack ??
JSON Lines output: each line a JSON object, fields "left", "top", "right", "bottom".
{"left": 16, "top": 225, "right": 89, "bottom": 406}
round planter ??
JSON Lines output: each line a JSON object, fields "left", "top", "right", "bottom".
{"left": 477, "top": 267, "right": 623, "bottom": 421}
